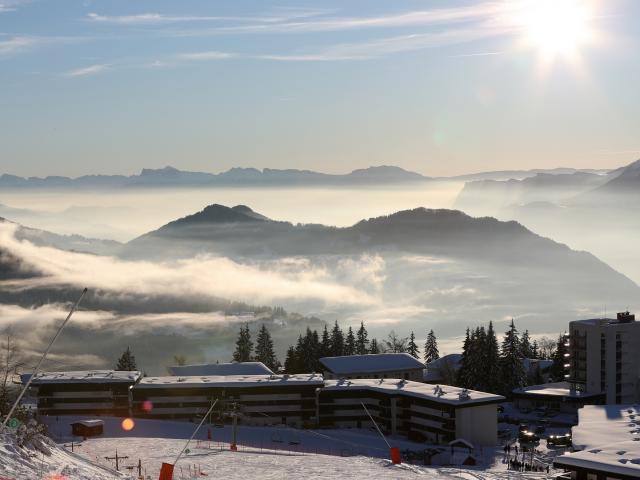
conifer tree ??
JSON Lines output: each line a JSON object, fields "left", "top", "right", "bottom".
{"left": 254, "top": 324, "right": 280, "bottom": 371}
{"left": 407, "top": 331, "right": 420, "bottom": 359}
{"left": 549, "top": 333, "right": 569, "bottom": 382}
{"left": 115, "top": 346, "right": 137, "bottom": 371}
{"left": 456, "top": 328, "right": 472, "bottom": 388}
{"left": 232, "top": 323, "right": 253, "bottom": 362}
{"left": 320, "top": 325, "right": 331, "bottom": 357}
{"left": 483, "top": 321, "right": 501, "bottom": 394}
{"left": 344, "top": 327, "right": 356, "bottom": 356}
{"left": 329, "top": 321, "right": 344, "bottom": 357}
{"left": 355, "top": 321, "right": 369, "bottom": 355}
{"left": 369, "top": 338, "right": 381, "bottom": 354}
{"left": 424, "top": 330, "right": 440, "bottom": 364}
{"left": 499, "top": 319, "right": 526, "bottom": 396}
{"left": 531, "top": 340, "right": 540, "bottom": 359}
{"left": 521, "top": 329, "right": 533, "bottom": 358}
{"left": 283, "top": 346, "right": 299, "bottom": 374}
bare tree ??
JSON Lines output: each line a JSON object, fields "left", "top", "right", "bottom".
{"left": 537, "top": 336, "right": 557, "bottom": 360}
{"left": 0, "top": 330, "right": 25, "bottom": 416}
{"left": 383, "top": 330, "right": 408, "bottom": 353}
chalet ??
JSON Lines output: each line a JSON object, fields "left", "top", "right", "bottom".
{"left": 168, "top": 361, "right": 274, "bottom": 377}
{"left": 70, "top": 419, "right": 104, "bottom": 438}
{"left": 320, "top": 353, "right": 426, "bottom": 382}
{"left": 24, "top": 370, "right": 141, "bottom": 417}
{"left": 318, "top": 378, "right": 504, "bottom": 446}
{"left": 130, "top": 374, "right": 323, "bottom": 427}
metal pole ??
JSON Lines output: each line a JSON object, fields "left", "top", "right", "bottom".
{"left": 1, "top": 288, "right": 88, "bottom": 431}
{"left": 173, "top": 399, "right": 218, "bottom": 466}
{"left": 360, "top": 402, "right": 391, "bottom": 448}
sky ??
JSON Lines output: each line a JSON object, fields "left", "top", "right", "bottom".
{"left": 1, "top": 0, "right": 639, "bottom": 177}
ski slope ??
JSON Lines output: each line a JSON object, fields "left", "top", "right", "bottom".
{"left": 0, "top": 432, "right": 122, "bottom": 480}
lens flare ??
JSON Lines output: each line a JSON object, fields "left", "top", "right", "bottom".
{"left": 121, "top": 418, "right": 135, "bottom": 431}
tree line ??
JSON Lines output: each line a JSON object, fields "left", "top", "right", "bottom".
{"left": 456, "top": 320, "right": 567, "bottom": 397}
{"left": 231, "top": 321, "right": 442, "bottom": 374}
{"left": 111, "top": 319, "right": 567, "bottom": 399}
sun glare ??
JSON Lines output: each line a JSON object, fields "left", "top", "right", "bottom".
{"left": 512, "top": 0, "right": 595, "bottom": 62}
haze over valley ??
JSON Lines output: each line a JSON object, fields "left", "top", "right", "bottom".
{"left": 1, "top": 162, "right": 638, "bottom": 374}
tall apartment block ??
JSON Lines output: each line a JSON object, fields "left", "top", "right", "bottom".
{"left": 569, "top": 311, "right": 640, "bottom": 404}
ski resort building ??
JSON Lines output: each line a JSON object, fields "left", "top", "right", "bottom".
{"left": 24, "top": 369, "right": 504, "bottom": 446}
{"left": 168, "top": 361, "right": 274, "bottom": 377}
{"left": 24, "top": 370, "right": 142, "bottom": 417}
{"left": 512, "top": 381, "right": 605, "bottom": 415}
{"left": 318, "top": 379, "right": 504, "bottom": 446}
{"left": 320, "top": 353, "right": 426, "bottom": 382}
{"left": 130, "top": 374, "right": 324, "bottom": 427}
{"left": 568, "top": 311, "right": 640, "bottom": 404}
{"left": 554, "top": 404, "right": 640, "bottom": 479}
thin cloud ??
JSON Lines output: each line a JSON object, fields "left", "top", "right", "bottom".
{"left": 258, "top": 24, "right": 514, "bottom": 61}
{"left": 86, "top": 12, "right": 230, "bottom": 25}
{"left": 63, "top": 63, "right": 109, "bottom": 77}
{"left": 179, "top": 51, "right": 235, "bottom": 61}
{"left": 0, "top": 35, "right": 38, "bottom": 55}
{"left": 450, "top": 51, "right": 504, "bottom": 58}
{"left": 177, "top": 2, "right": 504, "bottom": 36}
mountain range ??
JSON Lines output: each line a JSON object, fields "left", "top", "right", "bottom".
{"left": 0, "top": 164, "right": 616, "bottom": 189}
{"left": 0, "top": 165, "right": 430, "bottom": 189}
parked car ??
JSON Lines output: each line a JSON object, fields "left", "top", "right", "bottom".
{"left": 547, "top": 434, "right": 572, "bottom": 448}
{"left": 518, "top": 430, "right": 540, "bottom": 443}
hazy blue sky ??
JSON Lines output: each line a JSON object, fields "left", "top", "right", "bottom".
{"left": 1, "top": 0, "right": 639, "bottom": 177}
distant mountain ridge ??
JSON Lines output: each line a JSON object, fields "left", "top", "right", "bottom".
{"left": 0, "top": 165, "right": 430, "bottom": 189}
{"left": 0, "top": 164, "right": 617, "bottom": 189}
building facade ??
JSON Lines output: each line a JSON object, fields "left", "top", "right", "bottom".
{"left": 131, "top": 374, "right": 323, "bottom": 428}
{"left": 319, "top": 379, "right": 504, "bottom": 446}
{"left": 569, "top": 311, "right": 640, "bottom": 404}
{"left": 25, "top": 370, "right": 141, "bottom": 417}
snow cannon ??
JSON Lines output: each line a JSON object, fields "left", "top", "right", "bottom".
{"left": 390, "top": 447, "right": 402, "bottom": 464}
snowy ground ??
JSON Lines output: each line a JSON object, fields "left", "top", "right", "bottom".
{"left": 36, "top": 416, "right": 566, "bottom": 480}
{"left": 0, "top": 432, "right": 122, "bottom": 480}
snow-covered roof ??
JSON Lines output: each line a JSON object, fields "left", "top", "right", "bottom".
{"left": 168, "top": 362, "right": 274, "bottom": 377}
{"left": 512, "top": 381, "right": 603, "bottom": 399}
{"left": 71, "top": 420, "right": 104, "bottom": 427}
{"left": 555, "top": 440, "right": 640, "bottom": 477}
{"left": 424, "top": 353, "right": 462, "bottom": 382}
{"left": 572, "top": 404, "right": 640, "bottom": 450}
{"left": 134, "top": 373, "right": 324, "bottom": 390}
{"left": 323, "top": 378, "right": 504, "bottom": 407}
{"left": 22, "top": 370, "right": 142, "bottom": 385}
{"left": 319, "top": 353, "right": 425, "bottom": 375}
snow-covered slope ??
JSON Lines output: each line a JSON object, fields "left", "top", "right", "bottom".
{"left": 0, "top": 432, "right": 120, "bottom": 480}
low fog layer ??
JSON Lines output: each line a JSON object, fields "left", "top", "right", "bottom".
{"left": 0, "top": 201, "right": 638, "bottom": 373}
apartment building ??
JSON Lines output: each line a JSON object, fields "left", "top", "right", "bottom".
{"left": 130, "top": 374, "right": 323, "bottom": 427}
{"left": 319, "top": 379, "right": 504, "bottom": 446}
{"left": 569, "top": 311, "right": 640, "bottom": 404}
{"left": 24, "top": 370, "right": 141, "bottom": 417}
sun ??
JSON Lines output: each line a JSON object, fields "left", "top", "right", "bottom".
{"left": 512, "top": 0, "right": 596, "bottom": 62}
